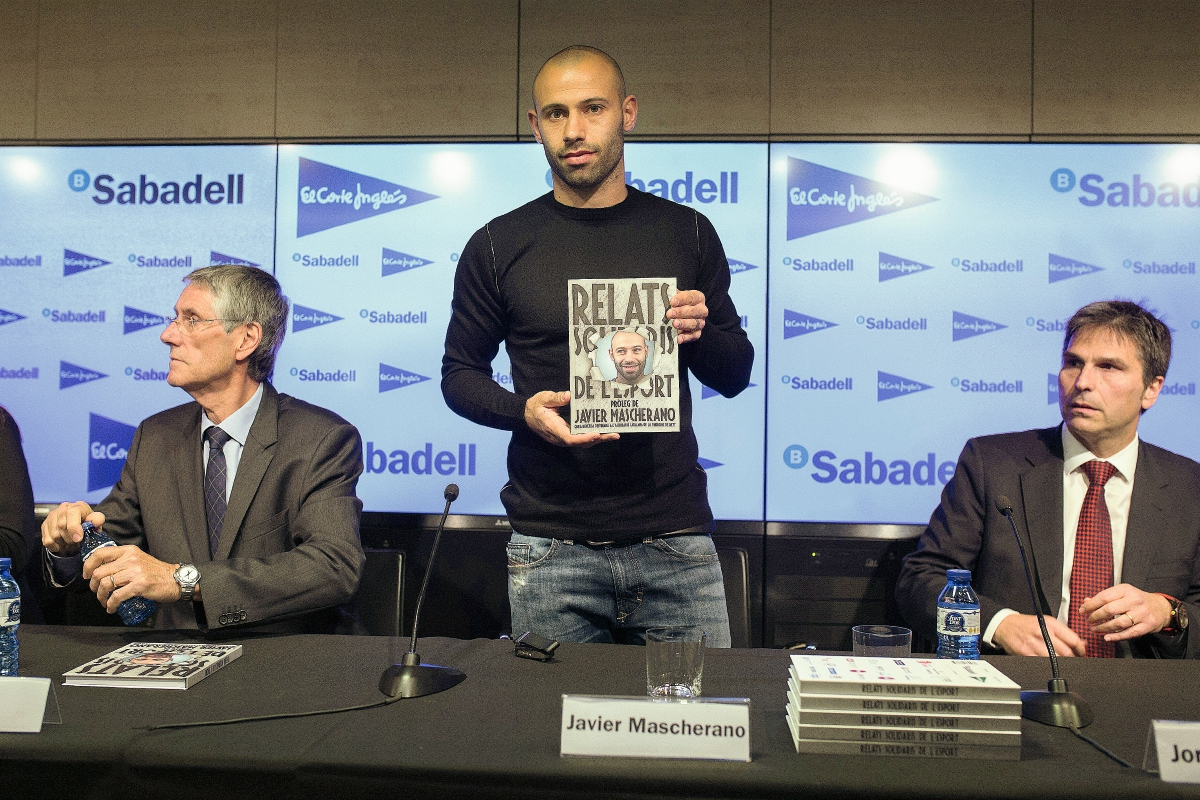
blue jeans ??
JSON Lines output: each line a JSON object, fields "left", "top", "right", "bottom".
{"left": 506, "top": 532, "right": 731, "bottom": 647}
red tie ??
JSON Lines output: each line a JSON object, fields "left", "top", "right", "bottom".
{"left": 1068, "top": 460, "right": 1118, "bottom": 658}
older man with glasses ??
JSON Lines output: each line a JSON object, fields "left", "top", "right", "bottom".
{"left": 42, "top": 265, "right": 365, "bottom": 633}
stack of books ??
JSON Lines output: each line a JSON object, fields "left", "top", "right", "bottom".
{"left": 786, "top": 655, "right": 1023, "bottom": 760}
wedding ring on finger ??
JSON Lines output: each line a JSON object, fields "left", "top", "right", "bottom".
{"left": 1121, "top": 612, "right": 1135, "bottom": 627}
{"left": 108, "top": 575, "right": 117, "bottom": 591}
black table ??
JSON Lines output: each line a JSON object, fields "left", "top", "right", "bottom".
{"left": 4, "top": 625, "right": 1200, "bottom": 800}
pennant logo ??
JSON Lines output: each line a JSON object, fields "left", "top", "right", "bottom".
{"left": 697, "top": 457, "right": 723, "bottom": 470}
{"left": 123, "top": 306, "right": 167, "bottom": 334}
{"left": 60, "top": 361, "right": 108, "bottom": 389}
{"left": 783, "top": 310, "right": 837, "bottom": 339}
{"left": 63, "top": 249, "right": 111, "bottom": 277}
{"left": 877, "top": 371, "right": 932, "bottom": 401}
{"left": 0, "top": 308, "right": 26, "bottom": 326}
{"left": 292, "top": 304, "right": 344, "bottom": 332}
{"left": 786, "top": 158, "right": 937, "bottom": 240}
{"left": 1048, "top": 253, "right": 1104, "bottom": 284}
{"left": 728, "top": 259, "right": 759, "bottom": 275}
{"left": 382, "top": 248, "right": 434, "bottom": 277}
{"left": 378, "top": 363, "right": 430, "bottom": 393}
{"left": 209, "top": 250, "right": 259, "bottom": 267}
{"left": 88, "top": 413, "right": 136, "bottom": 492}
{"left": 296, "top": 158, "right": 438, "bottom": 237}
{"left": 879, "top": 251, "right": 934, "bottom": 282}
{"left": 952, "top": 311, "right": 1006, "bottom": 342}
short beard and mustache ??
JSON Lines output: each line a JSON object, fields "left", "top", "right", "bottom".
{"left": 544, "top": 132, "right": 625, "bottom": 191}
{"left": 615, "top": 359, "right": 646, "bottom": 384}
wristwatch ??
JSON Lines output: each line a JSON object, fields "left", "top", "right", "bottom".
{"left": 173, "top": 563, "right": 201, "bottom": 602}
{"left": 1156, "top": 593, "right": 1189, "bottom": 635}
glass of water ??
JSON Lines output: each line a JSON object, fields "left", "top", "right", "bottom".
{"left": 851, "top": 625, "right": 912, "bottom": 657}
{"left": 646, "top": 626, "right": 706, "bottom": 698}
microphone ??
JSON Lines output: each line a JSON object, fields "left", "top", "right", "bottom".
{"left": 994, "top": 495, "right": 1093, "bottom": 728}
{"left": 379, "top": 484, "right": 467, "bottom": 698}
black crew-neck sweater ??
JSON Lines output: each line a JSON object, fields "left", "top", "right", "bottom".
{"left": 441, "top": 188, "right": 753, "bottom": 538}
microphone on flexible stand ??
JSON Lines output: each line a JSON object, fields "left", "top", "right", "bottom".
{"left": 994, "top": 495, "right": 1093, "bottom": 728}
{"left": 379, "top": 484, "right": 467, "bottom": 698}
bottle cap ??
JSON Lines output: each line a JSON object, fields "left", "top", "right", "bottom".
{"left": 0, "top": 558, "right": 9, "bottom": 568}
{"left": 946, "top": 568, "right": 971, "bottom": 580}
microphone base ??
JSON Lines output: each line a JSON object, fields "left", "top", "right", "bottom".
{"left": 379, "top": 660, "right": 466, "bottom": 699}
{"left": 1020, "top": 682, "right": 1093, "bottom": 728}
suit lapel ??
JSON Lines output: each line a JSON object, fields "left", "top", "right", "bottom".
{"left": 1018, "top": 429, "right": 1066, "bottom": 616}
{"left": 215, "top": 384, "right": 278, "bottom": 558}
{"left": 173, "top": 406, "right": 210, "bottom": 563}
{"left": 1121, "top": 441, "right": 1167, "bottom": 590}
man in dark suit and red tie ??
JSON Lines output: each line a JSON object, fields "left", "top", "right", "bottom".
{"left": 897, "top": 300, "right": 1200, "bottom": 658}
{"left": 41, "top": 265, "right": 365, "bottom": 633}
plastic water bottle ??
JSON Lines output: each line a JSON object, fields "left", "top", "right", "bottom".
{"left": 0, "top": 557, "right": 19, "bottom": 676}
{"left": 937, "top": 568, "right": 980, "bottom": 659}
{"left": 80, "top": 521, "right": 157, "bottom": 626}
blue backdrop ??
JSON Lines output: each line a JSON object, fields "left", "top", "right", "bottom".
{"left": 1, "top": 143, "right": 1196, "bottom": 523}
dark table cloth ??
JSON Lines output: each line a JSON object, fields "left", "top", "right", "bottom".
{"left": 4, "top": 625, "right": 1200, "bottom": 799}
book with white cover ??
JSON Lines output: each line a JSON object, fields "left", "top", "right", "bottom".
{"left": 794, "top": 723, "right": 1020, "bottom": 747}
{"left": 63, "top": 642, "right": 242, "bottom": 689}
{"left": 792, "top": 687, "right": 1022, "bottom": 717}
{"left": 790, "top": 737, "right": 1021, "bottom": 761}
{"left": 790, "top": 654, "right": 1021, "bottom": 700}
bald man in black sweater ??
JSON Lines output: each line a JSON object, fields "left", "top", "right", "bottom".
{"left": 442, "top": 46, "right": 752, "bottom": 645}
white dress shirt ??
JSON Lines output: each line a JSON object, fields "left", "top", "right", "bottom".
{"left": 200, "top": 382, "right": 264, "bottom": 502}
{"left": 982, "top": 426, "right": 1139, "bottom": 645}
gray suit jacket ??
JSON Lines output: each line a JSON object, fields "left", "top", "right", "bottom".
{"left": 896, "top": 426, "right": 1200, "bottom": 658}
{"left": 96, "top": 383, "right": 365, "bottom": 632}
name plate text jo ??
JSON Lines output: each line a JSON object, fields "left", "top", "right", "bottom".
{"left": 1151, "top": 720, "right": 1200, "bottom": 784}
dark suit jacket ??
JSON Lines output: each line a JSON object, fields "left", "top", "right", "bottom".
{"left": 896, "top": 426, "right": 1200, "bottom": 658}
{"left": 95, "top": 383, "right": 365, "bottom": 632}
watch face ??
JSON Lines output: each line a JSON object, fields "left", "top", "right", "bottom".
{"left": 177, "top": 565, "right": 199, "bottom": 584}
{"left": 1178, "top": 602, "right": 1189, "bottom": 629}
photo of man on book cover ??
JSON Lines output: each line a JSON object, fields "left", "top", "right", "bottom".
{"left": 568, "top": 278, "right": 680, "bottom": 434}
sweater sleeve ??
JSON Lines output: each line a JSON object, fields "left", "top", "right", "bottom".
{"left": 441, "top": 225, "right": 529, "bottom": 431}
{"left": 681, "top": 211, "right": 754, "bottom": 398}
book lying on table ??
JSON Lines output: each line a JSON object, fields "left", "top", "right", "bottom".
{"left": 790, "top": 654, "right": 1022, "bottom": 700}
{"left": 788, "top": 734, "right": 1022, "bottom": 760}
{"left": 63, "top": 642, "right": 242, "bottom": 689}
{"left": 791, "top": 686, "right": 1022, "bottom": 717}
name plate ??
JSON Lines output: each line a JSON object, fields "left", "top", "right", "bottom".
{"left": 0, "top": 677, "right": 51, "bottom": 733}
{"left": 561, "top": 694, "right": 750, "bottom": 761}
{"left": 1147, "top": 720, "right": 1200, "bottom": 783}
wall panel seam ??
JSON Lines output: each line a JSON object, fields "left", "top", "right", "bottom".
{"left": 274, "top": 0, "right": 281, "bottom": 140}
{"left": 1030, "top": 0, "right": 1036, "bottom": 137}
{"left": 33, "top": 0, "right": 41, "bottom": 139}
{"left": 515, "top": 0, "right": 522, "bottom": 140}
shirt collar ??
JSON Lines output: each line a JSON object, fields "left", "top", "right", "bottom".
{"left": 1061, "top": 424, "right": 1139, "bottom": 482}
{"left": 200, "top": 383, "right": 264, "bottom": 447}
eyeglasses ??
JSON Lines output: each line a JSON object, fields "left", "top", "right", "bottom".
{"left": 164, "top": 315, "right": 244, "bottom": 333}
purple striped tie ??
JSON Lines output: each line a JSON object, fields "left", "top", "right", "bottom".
{"left": 204, "top": 426, "right": 232, "bottom": 557}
